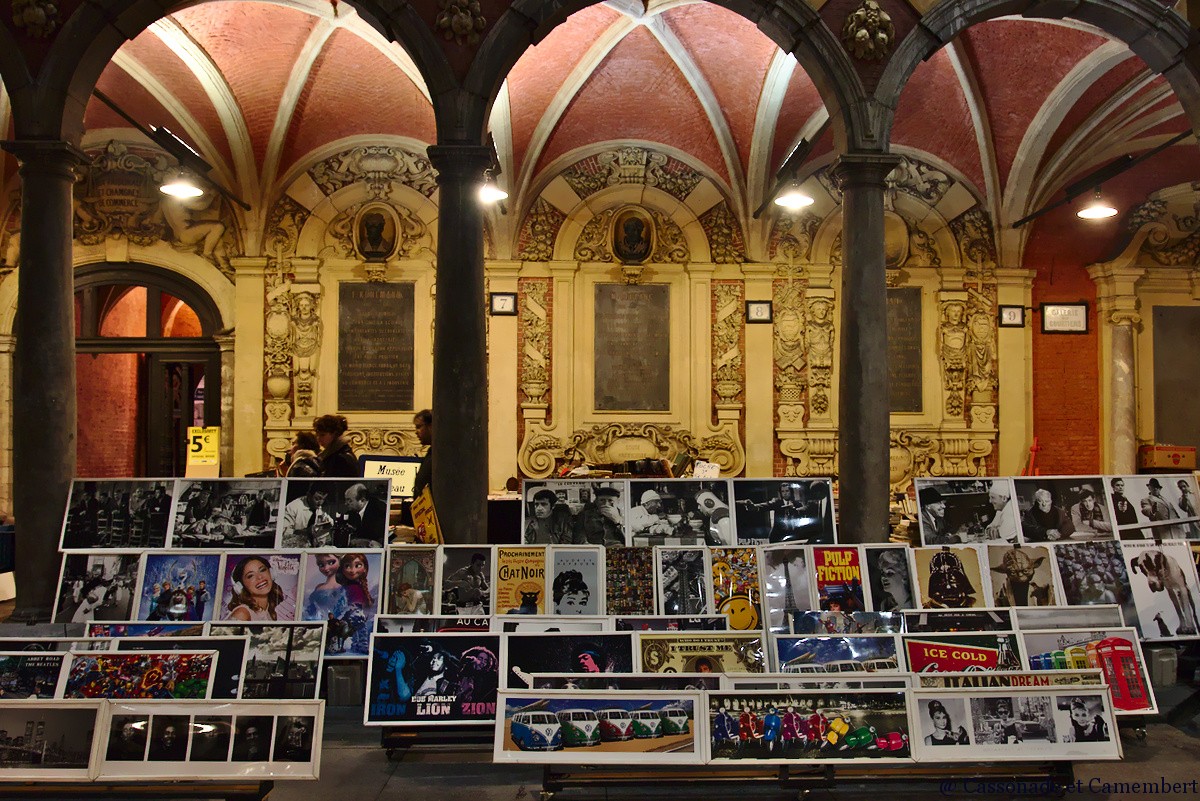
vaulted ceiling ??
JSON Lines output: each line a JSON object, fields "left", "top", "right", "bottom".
{"left": 1, "top": 0, "right": 1196, "bottom": 263}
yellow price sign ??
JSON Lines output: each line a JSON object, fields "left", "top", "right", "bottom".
{"left": 186, "top": 426, "right": 220, "bottom": 467}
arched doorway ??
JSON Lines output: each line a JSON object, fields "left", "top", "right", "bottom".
{"left": 74, "top": 264, "right": 222, "bottom": 477}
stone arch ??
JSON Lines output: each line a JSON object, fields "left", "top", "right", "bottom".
{"left": 13, "top": 0, "right": 452, "bottom": 142}
{"left": 463, "top": 0, "right": 875, "bottom": 151}
{"left": 876, "top": 0, "right": 1200, "bottom": 147}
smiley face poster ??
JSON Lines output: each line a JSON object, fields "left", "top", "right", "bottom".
{"left": 709, "top": 548, "right": 761, "bottom": 630}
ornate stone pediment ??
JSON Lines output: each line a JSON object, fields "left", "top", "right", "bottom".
{"left": 518, "top": 421, "right": 745, "bottom": 479}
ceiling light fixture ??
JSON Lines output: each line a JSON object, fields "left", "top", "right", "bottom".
{"left": 159, "top": 170, "right": 205, "bottom": 199}
{"left": 774, "top": 183, "right": 815, "bottom": 210}
{"left": 478, "top": 174, "right": 509, "bottom": 204}
{"left": 1076, "top": 187, "right": 1118, "bottom": 220}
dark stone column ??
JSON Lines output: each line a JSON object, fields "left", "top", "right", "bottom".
{"left": 426, "top": 144, "right": 491, "bottom": 544}
{"left": 1, "top": 140, "right": 87, "bottom": 620}
{"left": 831, "top": 153, "right": 900, "bottom": 544}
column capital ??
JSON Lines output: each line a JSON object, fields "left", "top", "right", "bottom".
{"left": 427, "top": 144, "right": 493, "bottom": 180}
{"left": 1, "top": 140, "right": 87, "bottom": 177}
{"left": 213, "top": 330, "right": 236, "bottom": 352}
{"left": 831, "top": 153, "right": 903, "bottom": 188}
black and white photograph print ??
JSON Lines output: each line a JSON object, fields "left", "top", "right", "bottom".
{"left": 1014, "top": 477, "right": 1112, "bottom": 543}
{"left": 969, "top": 694, "right": 1053, "bottom": 745}
{"left": 988, "top": 544, "right": 1058, "bottom": 606}
{"left": 864, "top": 545, "right": 916, "bottom": 611}
{"left": 280, "top": 478, "right": 390, "bottom": 548}
{"left": 231, "top": 716, "right": 274, "bottom": 761}
{"left": 1107, "top": 474, "right": 1200, "bottom": 539}
{"left": 917, "top": 696, "right": 970, "bottom": 746}
{"left": 105, "top": 715, "right": 149, "bottom": 761}
{"left": 548, "top": 546, "right": 603, "bottom": 616}
{"left": 207, "top": 623, "right": 324, "bottom": 699}
{"left": 731, "top": 479, "right": 836, "bottom": 544}
{"left": 273, "top": 716, "right": 315, "bottom": 761}
{"left": 170, "top": 479, "right": 281, "bottom": 549}
{"left": 627, "top": 479, "right": 734, "bottom": 546}
{"left": 1053, "top": 540, "right": 1137, "bottom": 625}
{"left": 1055, "top": 694, "right": 1111, "bottom": 743}
{"left": 54, "top": 553, "right": 139, "bottom": 623}
{"left": 0, "top": 703, "right": 102, "bottom": 778}
{"left": 656, "top": 547, "right": 711, "bottom": 615}
{"left": 915, "top": 478, "right": 1019, "bottom": 545}
{"left": 439, "top": 547, "right": 493, "bottom": 615}
{"left": 188, "top": 716, "right": 233, "bottom": 761}
{"left": 520, "top": 480, "right": 627, "bottom": 546}
{"left": 758, "top": 545, "right": 812, "bottom": 633}
{"left": 60, "top": 479, "right": 176, "bottom": 550}
{"left": 147, "top": 715, "right": 189, "bottom": 761}
{"left": 1122, "top": 540, "right": 1200, "bottom": 639}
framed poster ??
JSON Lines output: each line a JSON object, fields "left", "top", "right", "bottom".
{"left": 986, "top": 544, "right": 1059, "bottom": 606}
{"left": 494, "top": 690, "right": 702, "bottom": 765}
{"left": 811, "top": 546, "right": 865, "bottom": 612}
{"left": 902, "top": 608, "right": 1013, "bottom": 633}
{"left": 1013, "top": 605, "right": 1126, "bottom": 630}
{"left": 134, "top": 551, "right": 224, "bottom": 622}
{"left": 863, "top": 544, "right": 917, "bottom": 612}
{"left": 1013, "top": 476, "right": 1113, "bottom": 543}
{"left": 790, "top": 611, "right": 903, "bottom": 635}
{"left": 1020, "top": 627, "right": 1157, "bottom": 714}
{"left": 547, "top": 546, "right": 604, "bottom": 616}
{"left": 376, "top": 615, "right": 491, "bottom": 633}
{"left": 54, "top": 553, "right": 140, "bottom": 623}
{"left": 655, "top": 547, "right": 711, "bottom": 615}
{"left": 612, "top": 615, "right": 727, "bottom": 632}
{"left": 216, "top": 552, "right": 302, "bottom": 623}
{"left": 914, "top": 478, "right": 1020, "bottom": 545}
{"left": 605, "top": 547, "right": 656, "bottom": 615}
{"left": 1051, "top": 540, "right": 1137, "bottom": 626}
{"left": 917, "top": 669, "right": 1104, "bottom": 690}
{"left": 730, "top": 479, "right": 836, "bottom": 545}
{"left": 168, "top": 479, "right": 282, "bottom": 549}
{"left": 724, "top": 675, "right": 910, "bottom": 692}
{"left": 206, "top": 622, "right": 324, "bottom": 699}
{"left": 97, "top": 699, "right": 324, "bottom": 779}
{"left": 710, "top": 547, "right": 762, "bottom": 630}
{"left": 627, "top": 480, "right": 733, "bottom": 547}
{"left": 438, "top": 546, "right": 494, "bottom": 616}
{"left": 60, "top": 479, "right": 176, "bottom": 551}
{"left": 910, "top": 688, "right": 1121, "bottom": 762}
{"left": 772, "top": 635, "right": 900, "bottom": 674}
{"left": 279, "top": 478, "right": 390, "bottom": 548}
{"left": 0, "top": 652, "right": 66, "bottom": 698}
{"left": 1121, "top": 540, "right": 1200, "bottom": 639}
{"left": 495, "top": 546, "right": 547, "bottom": 616}
{"left": 385, "top": 545, "right": 438, "bottom": 615}
{"left": 901, "top": 632, "right": 1024, "bottom": 673}
{"left": 61, "top": 651, "right": 215, "bottom": 700}
{"left": 1106, "top": 474, "right": 1200, "bottom": 540}
{"left": 912, "top": 545, "right": 989, "bottom": 609}
{"left": 114, "top": 636, "right": 248, "bottom": 700}
{"left": 502, "top": 633, "right": 636, "bottom": 689}
{"left": 365, "top": 632, "right": 500, "bottom": 726}
{"left": 637, "top": 632, "right": 765, "bottom": 675}
{"left": 492, "top": 616, "right": 610, "bottom": 633}
{"left": 520, "top": 480, "right": 628, "bottom": 547}
{"left": 758, "top": 544, "right": 813, "bottom": 634}
{"left": 0, "top": 700, "right": 104, "bottom": 780}
{"left": 298, "top": 550, "right": 383, "bottom": 658}
{"left": 704, "top": 689, "right": 913, "bottom": 764}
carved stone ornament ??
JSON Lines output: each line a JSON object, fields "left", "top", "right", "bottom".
{"left": 435, "top": 0, "right": 486, "bottom": 45}
{"left": 516, "top": 198, "right": 566, "bottom": 261}
{"left": 347, "top": 428, "right": 422, "bottom": 456}
{"left": 12, "top": 0, "right": 58, "bottom": 38}
{"left": 649, "top": 211, "right": 689, "bottom": 264}
{"left": 561, "top": 147, "right": 703, "bottom": 202}
{"left": 324, "top": 200, "right": 429, "bottom": 262}
{"left": 574, "top": 209, "right": 616, "bottom": 262}
{"left": 937, "top": 300, "right": 968, "bottom": 418}
{"left": 308, "top": 145, "right": 437, "bottom": 200}
{"left": 889, "top": 429, "right": 993, "bottom": 492}
{"left": 519, "top": 279, "right": 551, "bottom": 405}
{"left": 699, "top": 202, "right": 746, "bottom": 264}
{"left": 75, "top": 141, "right": 237, "bottom": 276}
{"left": 712, "top": 282, "right": 744, "bottom": 405}
{"left": 773, "top": 280, "right": 807, "bottom": 413}
{"left": 770, "top": 212, "right": 819, "bottom": 263}
{"left": 842, "top": 0, "right": 895, "bottom": 61}
{"left": 949, "top": 208, "right": 998, "bottom": 277}
{"left": 805, "top": 295, "right": 835, "bottom": 420}
{"left": 266, "top": 195, "right": 310, "bottom": 258}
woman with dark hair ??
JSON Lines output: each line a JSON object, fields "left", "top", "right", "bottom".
{"left": 923, "top": 700, "right": 969, "bottom": 745}
{"left": 285, "top": 431, "right": 322, "bottom": 478}
{"left": 226, "top": 556, "right": 287, "bottom": 621}
{"left": 313, "top": 414, "right": 359, "bottom": 478}
{"left": 553, "top": 570, "right": 591, "bottom": 615}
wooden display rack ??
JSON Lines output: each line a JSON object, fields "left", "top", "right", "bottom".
{"left": 0, "top": 780, "right": 272, "bottom": 801}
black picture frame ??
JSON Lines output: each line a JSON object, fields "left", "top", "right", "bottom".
{"left": 745, "top": 300, "right": 773, "bottom": 324}
{"left": 1039, "top": 302, "right": 1089, "bottom": 334}
{"left": 489, "top": 292, "right": 517, "bottom": 316}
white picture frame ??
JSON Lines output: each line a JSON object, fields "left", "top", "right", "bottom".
{"left": 0, "top": 699, "right": 106, "bottom": 781}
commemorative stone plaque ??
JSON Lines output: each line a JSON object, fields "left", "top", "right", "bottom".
{"left": 338, "top": 282, "right": 415, "bottom": 410}
{"left": 887, "top": 287, "right": 922, "bottom": 413}
{"left": 594, "top": 283, "right": 670, "bottom": 411}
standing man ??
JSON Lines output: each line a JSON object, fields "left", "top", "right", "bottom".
{"left": 1109, "top": 477, "right": 1142, "bottom": 536}
{"left": 918, "top": 487, "right": 949, "bottom": 544}
{"left": 982, "top": 480, "right": 1019, "bottom": 543}
{"left": 412, "top": 410, "right": 433, "bottom": 499}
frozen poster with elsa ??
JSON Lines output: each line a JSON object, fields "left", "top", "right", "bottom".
{"left": 300, "top": 551, "right": 383, "bottom": 657}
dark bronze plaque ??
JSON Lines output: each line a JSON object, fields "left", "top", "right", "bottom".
{"left": 338, "top": 282, "right": 415, "bottom": 411}
{"left": 594, "top": 283, "right": 670, "bottom": 411}
{"left": 887, "top": 287, "right": 922, "bottom": 413}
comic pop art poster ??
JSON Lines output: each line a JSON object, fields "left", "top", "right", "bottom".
{"left": 217, "top": 552, "right": 301, "bottom": 623}
{"left": 812, "top": 547, "right": 865, "bottom": 612}
{"left": 298, "top": 551, "right": 383, "bottom": 658}
{"left": 61, "top": 652, "right": 214, "bottom": 699}
{"left": 364, "top": 633, "right": 501, "bottom": 725}
{"left": 710, "top": 547, "right": 762, "bottom": 630}
{"left": 495, "top": 547, "right": 547, "bottom": 616}
{"left": 136, "top": 552, "right": 223, "bottom": 622}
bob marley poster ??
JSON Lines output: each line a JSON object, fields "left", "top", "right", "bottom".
{"left": 813, "top": 547, "right": 865, "bottom": 611}
{"left": 365, "top": 633, "right": 501, "bottom": 725}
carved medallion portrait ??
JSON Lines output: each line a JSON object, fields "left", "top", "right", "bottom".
{"left": 355, "top": 203, "right": 399, "bottom": 262}
{"left": 611, "top": 207, "right": 653, "bottom": 265}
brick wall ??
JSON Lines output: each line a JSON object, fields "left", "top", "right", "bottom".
{"left": 77, "top": 288, "right": 144, "bottom": 477}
